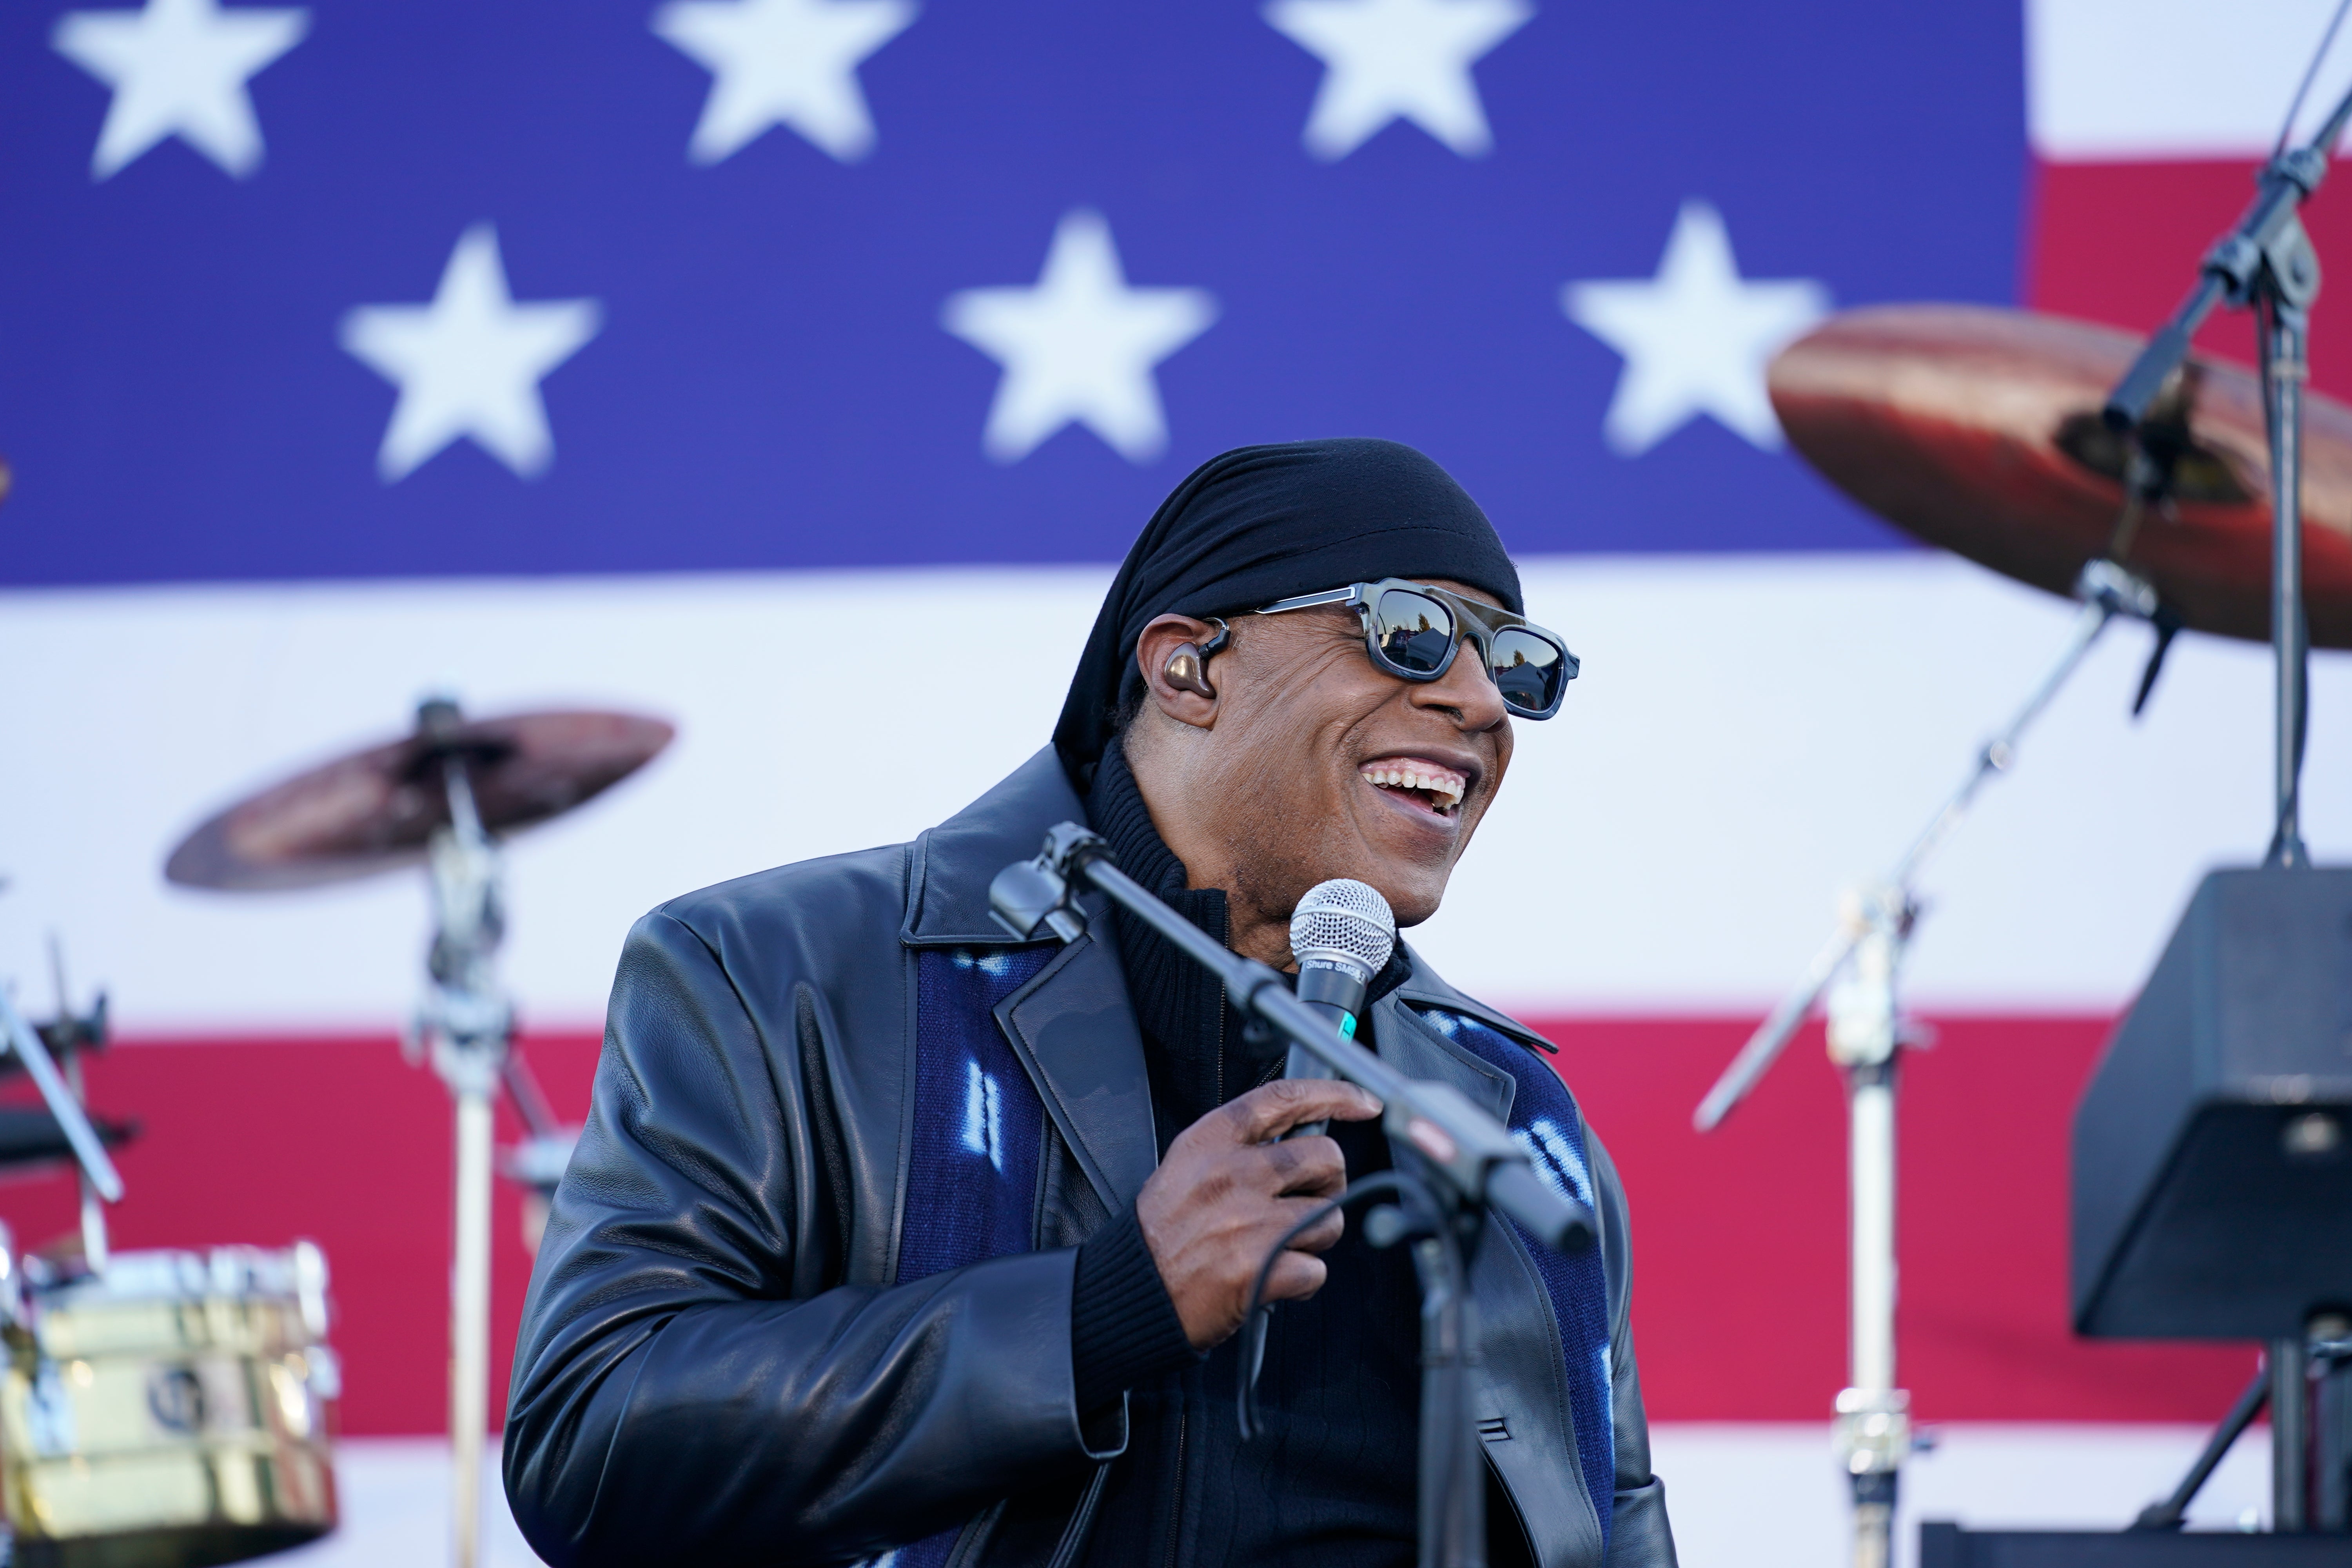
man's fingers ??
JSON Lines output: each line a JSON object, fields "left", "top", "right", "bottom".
{"left": 1258, "top": 1250, "right": 1328, "bottom": 1306}
{"left": 1222, "top": 1078, "right": 1383, "bottom": 1144}
{"left": 1271, "top": 1194, "right": 1347, "bottom": 1255}
{"left": 1254, "top": 1135, "right": 1347, "bottom": 1200}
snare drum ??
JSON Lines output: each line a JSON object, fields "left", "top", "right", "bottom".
{"left": 0, "top": 1242, "right": 339, "bottom": 1568}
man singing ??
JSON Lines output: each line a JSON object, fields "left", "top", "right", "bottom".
{"left": 505, "top": 439, "right": 1676, "bottom": 1567}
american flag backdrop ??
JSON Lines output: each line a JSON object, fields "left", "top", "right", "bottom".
{"left": 4, "top": 0, "right": 2352, "bottom": 1561}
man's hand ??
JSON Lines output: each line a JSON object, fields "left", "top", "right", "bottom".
{"left": 1136, "top": 1078, "right": 1384, "bottom": 1350}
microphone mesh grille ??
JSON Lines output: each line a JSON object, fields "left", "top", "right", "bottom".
{"left": 1289, "top": 878, "right": 1397, "bottom": 976}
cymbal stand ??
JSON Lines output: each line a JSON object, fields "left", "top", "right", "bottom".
{"left": 495, "top": 1050, "right": 578, "bottom": 1259}
{"left": 2102, "top": 71, "right": 2352, "bottom": 1523}
{"left": 496, "top": 1047, "right": 577, "bottom": 1193}
{"left": 1693, "top": 559, "right": 2161, "bottom": 1568}
{"left": 2103, "top": 76, "right": 2352, "bottom": 869}
{"left": 411, "top": 699, "right": 512, "bottom": 1568}
{"left": 0, "top": 987, "right": 123, "bottom": 1229}
{"left": 44, "top": 940, "right": 112, "bottom": 1272}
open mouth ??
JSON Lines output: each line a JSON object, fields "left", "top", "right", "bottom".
{"left": 1359, "top": 758, "right": 1467, "bottom": 820}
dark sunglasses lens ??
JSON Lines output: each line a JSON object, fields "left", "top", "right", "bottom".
{"left": 1490, "top": 628, "right": 1567, "bottom": 714}
{"left": 1370, "top": 590, "right": 1455, "bottom": 675}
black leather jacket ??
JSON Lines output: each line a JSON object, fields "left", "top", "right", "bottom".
{"left": 504, "top": 748, "right": 1677, "bottom": 1568}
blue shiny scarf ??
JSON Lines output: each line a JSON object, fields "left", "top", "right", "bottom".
{"left": 1414, "top": 1007, "right": 1617, "bottom": 1550}
{"left": 888, "top": 944, "right": 1057, "bottom": 1568}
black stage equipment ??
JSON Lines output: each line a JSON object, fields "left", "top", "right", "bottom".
{"left": 0, "top": 1107, "right": 135, "bottom": 1171}
{"left": 1921, "top": 1522, "right": 2352, "bottom": 1565}
{"left": 2079, "top": 12, "right": 2352, "bottom": 1538}
{"left": 2072, "top": 868, "right": 2352, "bottom": 1343}
{"left": 990, "top": 822, "right": 1595, "bottom": 1568}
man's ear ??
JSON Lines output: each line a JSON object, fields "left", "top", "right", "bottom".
{"left": 1134, "top": 613, "right": 1227, "bottom": 731}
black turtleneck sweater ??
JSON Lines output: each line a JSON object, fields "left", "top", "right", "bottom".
{"left": 1066, "top": 739, "right": 1423, "bottom": 1568}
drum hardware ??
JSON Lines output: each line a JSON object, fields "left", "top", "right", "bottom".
{"left": 1759, "top": 22, "right": 2352, "bottom": 1553}
{"left": 1693, "top": 557, "right": 2167, "bottom": 1568}
{"left": 406, "top": 694, "right": 511, "bottom": 1568}
{"left": 0, "top": 981, "right": 121, "bottom": 1217}
{"left": 2068, "top": 33, "right": 2352, "bottom": 1541}
{"left": 0, "top": 934, "right": 343, "bottom": 1567}
{"left": 1746, "top": 72, "right": 2352, "bottom": 1542}
{"left": 2099, "top": 84, "right": 2351, "bottom": 866}
{"left": 494, "top": 1053, "right": 576, "bottom": 1259}
{"left": 41, "top": 941, "right": 114, "bottom": 1272}
{"left": 165, "top": 696, "right": 671, "bottom": 1568}
{"left": 0, "top": 955, "right": 140, "bottom": 1194}
{"left": 1768, "top": 304, "right": 2352, "bottom": 652}
{"left": 0, "top": 1111, "right": 134, "bottom": 1182}
{"left": 0, "top": 1238, "right": 342, "bottom": 1567}
{"left": 163, "top": 703, "right": 675, "bottom": 893}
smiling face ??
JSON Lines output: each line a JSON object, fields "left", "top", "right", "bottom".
{"left": 1123, "top": 579, "right": 1517, "bottom": 967}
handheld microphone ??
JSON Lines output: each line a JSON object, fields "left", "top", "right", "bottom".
{"left": 1284, "top": 878, "right": 1396, "bottom": 1138}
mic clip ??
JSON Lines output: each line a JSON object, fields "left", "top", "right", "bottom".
{"left": 987, "top": 823, "right": 1111, "bottom": 944}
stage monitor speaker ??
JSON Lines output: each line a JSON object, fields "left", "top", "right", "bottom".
{"left": 2072, "top": 867, "right": 2352, "bottom": 1341}
{"left": 1921, "top": 1523, "right": 2352, "bottom": 1564}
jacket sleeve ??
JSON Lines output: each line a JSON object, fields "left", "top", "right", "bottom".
{"left": 1589, "top": 1131, "right": 1679, "bottom": 1568}
{"left": 502, "top": 909, "right": 1112, "bottom": 1568}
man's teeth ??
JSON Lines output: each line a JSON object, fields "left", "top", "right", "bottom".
{"left": 1360, "top": 763, "right": 1465, "bottom": 810}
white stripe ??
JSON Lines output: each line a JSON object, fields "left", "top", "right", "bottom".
{"left": 1650, "top": 1422, "right": 2273, "bottom": 1565}
{"left": 2028, "top": 0, "right": 2352, "bottom": 160}
{"left": 221, "top": 1428, "right": 2279, "bottom": 1566}
{"left": 0, "top": 557, "right": 2343, "bottom": 1030}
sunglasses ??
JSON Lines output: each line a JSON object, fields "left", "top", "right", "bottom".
{"left": 1252, "top": 579, "right": 1579, "bottom": 720}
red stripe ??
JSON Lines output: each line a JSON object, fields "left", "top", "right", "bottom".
{"left": 7, "top": 1019, "right": 2256, "bottom": 1434}
{"left": 0, "top": 1036, "right": 599, "bottom": 1436}
{"left": 2027, "top": 156, "right": 2352, "bottom": 401}
{"left": 1535, "top": 1013, "right": 2254, "bottom": 1423}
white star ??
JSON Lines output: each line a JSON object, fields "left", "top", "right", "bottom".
{"left": 651, "top": 0, "right": 916, "bottom": 164}
{"left": 942, "top": 211, "right": 1218, "bottom": 465}
{"left": 52, "top": 0, "right": 308, "bottom": 180}
{"left": 1263, "top": 0, "right": 1532, "bottom": 161}
{"left": 1562, "top": 201, "right": 1831, "bottom": 456}
{"left": 339, "top": 226, "right": 603, "bottom": 483}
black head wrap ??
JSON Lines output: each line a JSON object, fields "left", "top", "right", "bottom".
{"left": 1054, "top": 437, "right": 1523, "bottom": 788}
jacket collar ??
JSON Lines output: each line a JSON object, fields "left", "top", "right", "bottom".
{"left": 906, "top": 747, "right": 1160, "bottom": 1209}
{"left": 901, "top": 746, "right": 1084, "bottom": 947}
{"left": 1390, "top": 943, "right": 1559, "bottom": 1056}
{"left": 1374, "top": 996, "right": 1515, "bottom": 1121}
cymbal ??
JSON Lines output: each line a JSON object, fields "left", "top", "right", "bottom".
{"left": 1767, "top": 303, "right": 2352, "bottom": 648}
{"left": 166, "top": 707, "right": 675, "bottom": 891}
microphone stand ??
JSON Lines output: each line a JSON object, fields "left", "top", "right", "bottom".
{"left": 2100, "top": 74, "right": 2352, "bottom": 1531}
{"left": 991, "top": 824, "right": 1596, "bottom": 1568}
